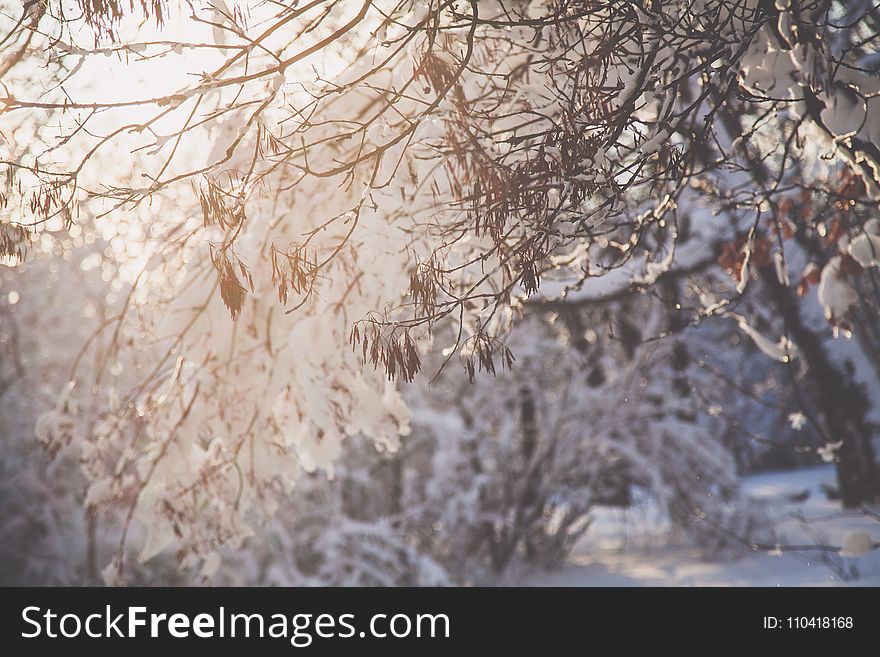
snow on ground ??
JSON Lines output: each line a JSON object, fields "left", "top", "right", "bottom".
{"left": 520, "top": 465, "right": 880, "bottom": 586}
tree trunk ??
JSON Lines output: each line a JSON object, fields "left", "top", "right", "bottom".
{"left": 760, "top": 265, "right": 880, "bottom": 506}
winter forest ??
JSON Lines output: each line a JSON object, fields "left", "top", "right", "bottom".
{"left": 1, "top": 0, "right": 879, "bottom": 587}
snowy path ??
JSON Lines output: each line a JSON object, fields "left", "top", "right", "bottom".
{"left": 521, "top": 466, "right": 880, "bottom": 586}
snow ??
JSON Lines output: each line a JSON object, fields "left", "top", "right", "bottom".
{"left": 787, "top": 412, "right": 806, "bottom": 431}
{"left": 848, "top": 219, "right": 880, "bottom": 268}
{"left": 640, "top": 128, "right": 672, "bottom": 157}
{"left": 4, "top": 0, "right": 880, "bottom": 586}
{"left": 520, "top": 466, "right": 880, "bottom": 587}
{"left": 849, "top": 233, "right": 880, "bottom": 268}
{"left": 731, "top": 313, "right": 797, "bottom": 363}
{"left": 817, "top": 256, "right": 858, "bottom": 323}
{"left": 840, "top": 531, "right": 875, "bottom": 559}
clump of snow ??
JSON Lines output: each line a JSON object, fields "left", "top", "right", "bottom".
{"left": 817, "top": 256, "right": 858, "bottom": 322}
{"left": 820, "top": 89, "right": 866, "bottom": 139}
{"left": 201, "top": 552, "right": 222, "bottom": 579}
{"left": 774, "top": 251, "right": 790, "bottom": 286}
{"left": 787, "top": 411, "right": 806, "bottom": 431}
{"left": 816, "top": 441, "right": 843, "bottom": 463}
{"left": 526, "top": 0, "right": 551, "bottom": 19}
{"left": 731, "top": 313, "right": 797, "bottom": 362}
{"left": 839, "top": 530, "right": 875, "bottom": 558}
{"left": 848, "top": 219, "right": 880, "bottom": 268}
{"left": 640, "top": 128, "right": 672, "bottom": 156}
{"left": 33, "top": 381, "right": 79, "bottom": 454}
